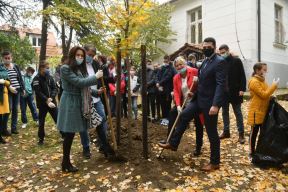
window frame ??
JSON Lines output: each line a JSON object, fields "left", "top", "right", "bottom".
{"left": 187, "top": 6, "right": 202, "bottom": 44}
{"left": 274, "top": 4, "right": 284, "bottom": 44}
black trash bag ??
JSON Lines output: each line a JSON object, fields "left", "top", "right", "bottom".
{"left": 252, "top": 98, "right": 288, "bottom": 167}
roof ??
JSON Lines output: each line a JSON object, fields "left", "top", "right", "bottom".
{"left": 169, "top": 43, "right": 203, "bottom": 61}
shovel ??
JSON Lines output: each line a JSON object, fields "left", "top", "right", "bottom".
{"left": 157, "top": 76, "right": 198, "bottom": 158}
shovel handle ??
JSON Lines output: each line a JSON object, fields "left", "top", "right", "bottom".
{"left": 158, "top": 78, "right": 196, "bottom": 157}
{"left": 101, "top": 77, "right": 117, "bottom": 151}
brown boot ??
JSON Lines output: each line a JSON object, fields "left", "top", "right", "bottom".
{"left": 158, "top": 142, "right": 177, "bottom": 151}
{"left": 201, "top": 163, "right": 220, "bottom": 172}
{"left": 238, "top": 133, "right": 245, "bottom": 144}
{"left": 219, "top": 132, "right": 230, "bottom": 139}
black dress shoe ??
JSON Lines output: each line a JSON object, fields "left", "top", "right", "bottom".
{"left": 103, "top": 146, "right": 115, "bottom": 158}
{"left": 82, "top": 148, "right": 91, "bottom": 159}
{"left": 0, "top": 136, "right": 6, "bottom": 144}
{"left": 38, "top": 140, "right": 44, "bottom": 145}
{"left": 11, "top": 130, "right": 19, "bottom": 134}
{"left": 219, "top": 132, "right": 230, "bottom": 139}
{"left": 2, "top": 130, "right": 11, "bottom": 136}
{"left": 62, "top": 163, "right": 78, "bottom": 173}
{"left": 193, "top": 149, "right": 201, "bottom": 157}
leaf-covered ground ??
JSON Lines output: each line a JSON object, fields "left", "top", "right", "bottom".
{"left": 0, "top": 101, "right": 287, "bottom": 192}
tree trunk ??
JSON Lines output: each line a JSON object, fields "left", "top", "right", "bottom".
{"left": 116, "top": 37, "right": 122, "bottom": 145}
{"left": 141, "top": 44, "right": 148, "bottom": 159}
{"left": 39, "top": 0, "right": 51, "bottom": 63}
{"left": 124, "top": 0, "right": 133, "bottom": 147}
{"left": 126, "top": 57, "right": 133, "bottom": 147}
{"left": 61, "top": 21, "right": 73, "bottom": 57}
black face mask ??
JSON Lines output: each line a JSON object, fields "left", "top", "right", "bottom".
{"left": 203, "top": 48, "right": 214, "bottom": 57}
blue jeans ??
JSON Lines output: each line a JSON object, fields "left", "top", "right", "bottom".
{"left": 9, "top": 91, "right": 20, "bottom": 131}
{"left": 131, "top": 96, "right": 138, "bottom": 119}
{"left": 20, "top": 94, "right": 39, "bottom": 123}
{"left": 222, "top": 102, "right": 244, "bottom": 134}
{"left": 79, "top": 100, "right": 108, "bottom": 150}
{"left": 79, "top": 130, "right": 90, "bottom": 150}
{"left": 94, "top": 101, "right": 108, "bottom": 148}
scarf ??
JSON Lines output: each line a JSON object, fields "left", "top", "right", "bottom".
{"left": 0, "top": 64, "right": 9, "bottom": 104}
{"left": 77, "top": 70, "right": 92, "bottom": 120}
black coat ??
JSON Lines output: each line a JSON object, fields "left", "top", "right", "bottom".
{"left": 225, "top": 55, "right": 246, "bottom": 104}
{"left": 146, "top": 68, "right": 157, "bottom": 94}
{"left": 156, "top": 64, "right": 176, "bottom": 95}
{"left": 91, "top": 60, "right": 115, "bottom": 95}
{"left": 32, "top": 73, "right": 57, "bottom": 108}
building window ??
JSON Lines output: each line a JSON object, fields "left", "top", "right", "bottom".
{"left": 38, "top": 38, "right": 41, "bottom": 46}
{"left": 32, "top": 37, "right": 37, "bottom": 46}
{"left": 188, "top": 7, "right": 202, "bottom": 44}
{"left": 274, "top": 4, "right": 284, "bottom": 44}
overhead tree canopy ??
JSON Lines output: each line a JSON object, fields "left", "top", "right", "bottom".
{"left": 0, "top": 32, "right": 36, "bottom": 69}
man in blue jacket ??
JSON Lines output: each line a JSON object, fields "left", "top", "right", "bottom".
{"left": 159, "top": 37, "right": 227, "bottom": 172}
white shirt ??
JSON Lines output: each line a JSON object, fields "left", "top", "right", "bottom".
{"left": 181, "top": 77, "right": 191, "bottom": 106}
{"left": 86, "top": 62, "right": 100, "bottom": 103}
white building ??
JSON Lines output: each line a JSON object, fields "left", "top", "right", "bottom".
{"left": 159, "top": 0, "right": 288, "bottom": 87}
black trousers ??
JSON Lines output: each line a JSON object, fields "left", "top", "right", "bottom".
{"left": 62, "top": 132, "right": 75, "bottom": 165}
{"left": 249, "top": 124, "right": 261, "bottom": 154}
{"left": 38, "top": 105, "right": 58, "bottom": 140}
{"left": 169, "top": 101, "right": 220, "bottom": 165}
{"left": 147, "top": 93, "right": 156, "bottom": 119}
{"left": 156, "top": 92, "right": 161, "bottom": 119}
{"left": 160, "top": 93, "right": 172, "bottom": 119}
{"left": 121, "top": 94, "right": 128, "bottom": 118}
{"left": 167, "top": 106, "right": 203, "bottom": 150}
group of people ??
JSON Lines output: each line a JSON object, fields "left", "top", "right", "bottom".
{"left": 0, "top": 36, "right": 281, "bottom": 173}
{"left": 157, "top": 37, "right": 280, "bottom": 172}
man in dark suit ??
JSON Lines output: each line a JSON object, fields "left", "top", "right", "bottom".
{"left": 218, "top": 44, "right": 246, "bottom": 144}
{"left": 158, "top": 37, "right": 227, "bottom": 172}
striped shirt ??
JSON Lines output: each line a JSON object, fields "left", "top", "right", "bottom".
{"left": 7, "top": 68, "right": 20, "bottom": 89}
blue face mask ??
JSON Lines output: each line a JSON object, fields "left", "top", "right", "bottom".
{"left": 76, "top": 58, "right": 83, "bottom": 65}
{"left": 45, "top": 69, "right": 50, "bottom": 76}
{"left": 86, "top": 56, "right": 93, "bottom": 64}
{"left": 178, "top": 67, "right": 187, "bottom": 75}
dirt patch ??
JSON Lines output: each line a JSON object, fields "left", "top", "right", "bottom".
{"left": 0, "top": 101, "right": 288, "bottom": 191}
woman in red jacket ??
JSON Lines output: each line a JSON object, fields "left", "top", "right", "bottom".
{"left": 159, "top": 56, "right": 204, "bottom": 156}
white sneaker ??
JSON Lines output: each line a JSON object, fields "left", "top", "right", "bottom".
{"left": 22, "top": 124, "right": 27, "bottom": 129}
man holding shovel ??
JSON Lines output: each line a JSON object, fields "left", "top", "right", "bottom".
{"left": 159, "top": 37, "right": 227, "bottom": 172}
{"left": 84, "top": 45, "right": 115, "bottom": 158}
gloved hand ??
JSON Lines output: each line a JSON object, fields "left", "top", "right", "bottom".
{"left": 95, "top": 70, "right": 103, "bottom": 79}
{"left": 272, "top": 78, "right": 280, "bottom": 85}
{"left": 177, "top": 106, "right": 182, "bottom": 113}
{"left": 8, "top": 86, "right": 17, "bottom": 94}
{"left": 0, "top": 79, "right": 5, "bottom": 84}
{"left": 47, "top": 102, "right": 56, "bottom": 108}
{"left": 47, "top": 98, "right": 53, "bottom": 103}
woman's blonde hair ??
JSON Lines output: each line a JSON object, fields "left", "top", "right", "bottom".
{"left": 173, "top": 56, "right": 186, "bottom": 66}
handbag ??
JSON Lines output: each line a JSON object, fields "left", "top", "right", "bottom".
{"left": 90, "top": 104, "right": 103, "bottom": 129}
